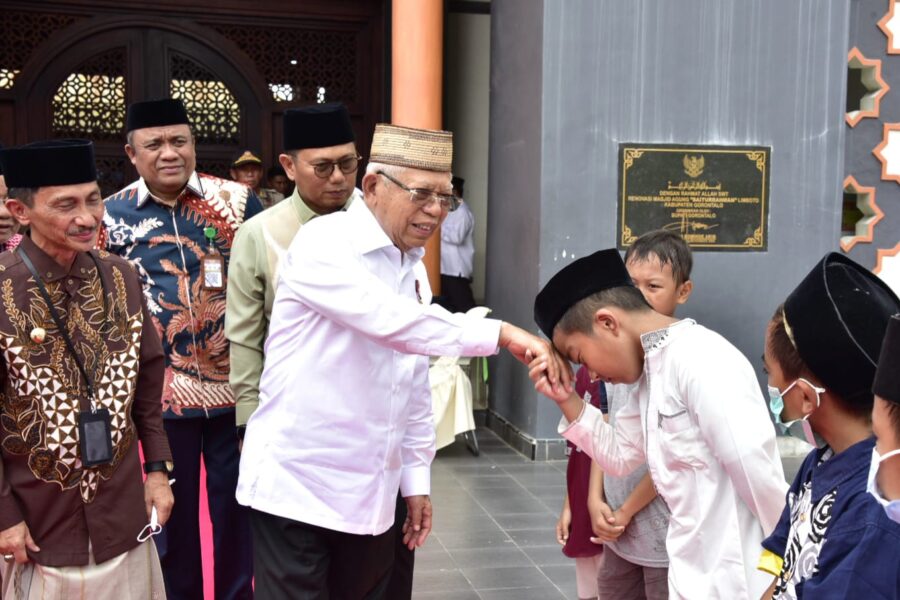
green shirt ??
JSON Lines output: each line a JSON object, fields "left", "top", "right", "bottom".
{"left": 225, "top": 187, "right": 359, "bottom": 426}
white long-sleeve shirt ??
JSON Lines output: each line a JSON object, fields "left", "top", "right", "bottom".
{"left": 236, "top": 199, "right": 501, "bottom": 535}
{"left": 440, "top": 200, "right": 474, "bottom": 278}
{"left": 561, "top": 319, "right": 787, "bottom": 600}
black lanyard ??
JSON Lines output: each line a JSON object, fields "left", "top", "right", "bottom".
{"left": 17, "top": 247, "right": 110, "bottom": 412}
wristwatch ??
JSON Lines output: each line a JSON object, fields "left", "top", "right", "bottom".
{"left": 144, "top": 461, "right": 174, "bottom": 475}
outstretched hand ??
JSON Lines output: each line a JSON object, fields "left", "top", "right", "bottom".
{"left": 499, "top": 323, "right": 573, "bottom": 395}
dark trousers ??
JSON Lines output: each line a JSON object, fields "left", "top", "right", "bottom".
{"left": 250, "top": 509, "right": 396, "bottom": 600}
{"left": 438, "top": 275, "right": 476, "bottom": 314}
{"left": 156, "top": 413, "right": 254, "bottom": 600}
{"left": 386, "top": 494, "right": 414, "bottom": 599}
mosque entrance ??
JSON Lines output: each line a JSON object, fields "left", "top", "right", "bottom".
{"left": 0, "top": 4, "right": 386, "bottom": 197}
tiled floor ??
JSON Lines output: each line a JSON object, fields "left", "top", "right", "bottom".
{"left": 414, "top": 427, "right": 805, "bottom": 600}
{"left": 414, "top": 429, "right": 579, "bottom": 600}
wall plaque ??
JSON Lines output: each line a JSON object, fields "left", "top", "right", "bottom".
{"left": 618, "top": 143, "right": 770, "bottom": 251}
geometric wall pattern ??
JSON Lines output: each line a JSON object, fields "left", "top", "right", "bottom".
{"left": 209, "top": 24, "right": 358, "bottom": 104}
{"left": 846, "top": 0, "right": 900, "bottom": 293}
{"left": 51, "top": 48, "right": 127, "bottom": 141}
{"left": 0, "top": 10, "right": 85, "bottom": 90}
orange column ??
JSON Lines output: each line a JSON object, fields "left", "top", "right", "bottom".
{"left": 393, "top": 0, "right": 444, "bottom": 294}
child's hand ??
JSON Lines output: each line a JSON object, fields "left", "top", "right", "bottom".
{"left": 613, "top": 508, "right": 634, "bottom": 532}
{"left": 556, "top": 504, "right": 572, "bottom": 546}
{"left": 588, "top": 499, "right": 625, "bottom": 543}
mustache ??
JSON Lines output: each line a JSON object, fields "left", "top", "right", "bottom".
{"left": 67, "top": 226, "right": 97, "bottom": 235}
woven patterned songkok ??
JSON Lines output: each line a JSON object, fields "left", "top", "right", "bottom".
{"left": 369, "top": 124, "right": 453, "bottom": 172}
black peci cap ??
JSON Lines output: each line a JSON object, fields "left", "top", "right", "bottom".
{"left": 126, "top": 98, "right": 191, "bottom": 133}
{"left": 873, "top": 314, "right": 900, "bottom": 406}
{"left": 534, "top": 249, "right": 635, "bottom": 338}
{"left": 0, "top": 139, "right": 97, "bottom": 188}
{"left": 283, "top": 102, "right": 355, "bottom": 152}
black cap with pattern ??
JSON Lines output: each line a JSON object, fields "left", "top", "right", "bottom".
{"left": 783, "top": 253, "right": 900, "bottom": 405}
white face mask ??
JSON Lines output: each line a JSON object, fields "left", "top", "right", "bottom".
{"left": 767, "top": 378, "right": 827, "bottom": 448}
{"left": 137, "top": 506, "right": 162, "bottom": 543}
{"left": 867, "top": 447, "right": 900, "bottom": 524}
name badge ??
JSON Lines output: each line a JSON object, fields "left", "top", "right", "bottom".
{"left": 78, "top": 408, "right": 113, "bottom": 467}
{"left": 201, "top": 254, "right": 225, "bottom": 291}
{"left": 201, "top": 226, "right": 225, "bottom": 291}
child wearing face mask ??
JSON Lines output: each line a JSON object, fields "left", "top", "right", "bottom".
{"left": 869, "top": 314, "right": 900, "bottom": 524}
{"left": 759, "top": 253, "right": 900, "bottom": 599}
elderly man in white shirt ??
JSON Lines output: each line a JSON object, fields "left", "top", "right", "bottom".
{"left": 237, "top": 124, "right": 567, "bottom": 599}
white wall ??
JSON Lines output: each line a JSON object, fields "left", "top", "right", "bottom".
{"left": 445, "top": 7, "right": 491, "bottom": 302}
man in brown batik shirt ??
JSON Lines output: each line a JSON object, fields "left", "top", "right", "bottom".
{"left": 0, "top": 139, "right": 172, "bottom": 600}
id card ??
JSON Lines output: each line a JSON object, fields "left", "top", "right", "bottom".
{"left": 201, "top": 254, "right": 225, "bottom": 291}
{"left": 78, "top": 408, "right": 113, "bottom": 467}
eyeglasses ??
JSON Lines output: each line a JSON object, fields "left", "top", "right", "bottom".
{"left": 302, "top": 155, "right": 362, "bottom": 179}
{"left": 377, "top": 171, "right": 459, "bottom": 212}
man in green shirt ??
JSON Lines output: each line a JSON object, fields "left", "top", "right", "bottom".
{"left": 226, "top": 102, "right": 359, "bottom": 434}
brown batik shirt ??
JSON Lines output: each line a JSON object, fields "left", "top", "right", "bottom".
{"left": 0, "top": 236, "right": 171, "bottom": 567}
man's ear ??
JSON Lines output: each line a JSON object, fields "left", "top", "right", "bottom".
{"left": 5, "top": 198, "right": 31, "bottom": 227}
{"left": 361, "top": 172, "right": 380, "bottom": 198}
{"left": 124, "top": 144, "right": 137, "bottom": 166}
{"left": 279, "top": 154, "right": 296, "bottom": 181}
{"left": 677, "top": 279, "right": 694, "bottom": 305}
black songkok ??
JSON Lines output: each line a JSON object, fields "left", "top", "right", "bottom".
{"left": 283, "top": 103, "right": 355, "bottom": 152}
{"left": 126, "top": 98, "right": 191, "bottom": 133}
{"left": 783, "top": 253, "right": 900, "bottom": 405}
{"left": 534, "top": 249, "right": 634, "bottom": 338}
{"left": 874, "top": 314, "right": 900, "bottom": 406}
{"left": 0, "top": 139, "right": 97, "bottom": 188}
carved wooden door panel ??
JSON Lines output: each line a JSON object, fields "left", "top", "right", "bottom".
{"left": 22, "top": 27, "right": 262, "bottom": 196}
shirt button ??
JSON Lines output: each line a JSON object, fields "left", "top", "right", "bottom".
{"left": 67, "top": 279, "right": 74, "bottom": 285}
{"left": 46, "top": 272, "right": 53, "bottom": 278}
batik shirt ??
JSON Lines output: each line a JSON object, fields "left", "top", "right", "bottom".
{"left": 101, "top": 172, "right": 263, "bottom": 419}
{"left": 762, "top": 437, "right": 900, "bottom": 599}
{"left": 0, "top": 237, "right": 170, "bottom": 566}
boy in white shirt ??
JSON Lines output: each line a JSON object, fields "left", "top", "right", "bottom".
{"left": 529, "top": 248, "right": 787, "bottom": 599}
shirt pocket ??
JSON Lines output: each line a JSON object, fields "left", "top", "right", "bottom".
{"left": 657, "top": 409, "right": 706, "bottom": 470}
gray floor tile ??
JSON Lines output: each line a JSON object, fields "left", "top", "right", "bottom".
{"left": 478, "top": 493, "right": 549, "bottom": 515}
{"left": 436, "top": 527, "right": 513, "bottom": 550}
{"left": 520, "top": 544, "right": 571, "bottom": 567}
{"left": 539, "top": 565, "right": 580, "bottom": 599}
{"left": 492, "top": 512, "right": 557, "bottom": 530}
{"left": 476, "top": 586, "right": 568, "bottom": 600}
{"left": 414, "top": 547, "right": 456, "bottom": 571}
{"left": 412, "top": 568, "right": 474, "bottom": 593}
{"left": 461, "top": 565, "right": 555, "bottom": 590}
{"left": 529, "top": 484, "right": 567, "bottom": 505}
{"left": 413, "top": 591, "right": 481, "bottom": 600}
{"left": 507, "top": 527, "right": 559, "bottom": 547}
{"left": 448, "top": 546, "right": 533, "bottom": 569}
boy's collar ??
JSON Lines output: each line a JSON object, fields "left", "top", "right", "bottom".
{"left": 640, "top": 318, "right": 695, "bottom": 353}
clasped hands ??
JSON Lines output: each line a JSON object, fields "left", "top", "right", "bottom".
{"left": 498, "top": 323, "right": 573, "bottom": 398}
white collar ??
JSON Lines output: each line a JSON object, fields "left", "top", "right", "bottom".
{"left": 135, "top": 171, "right": 204, "bottom": 208}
